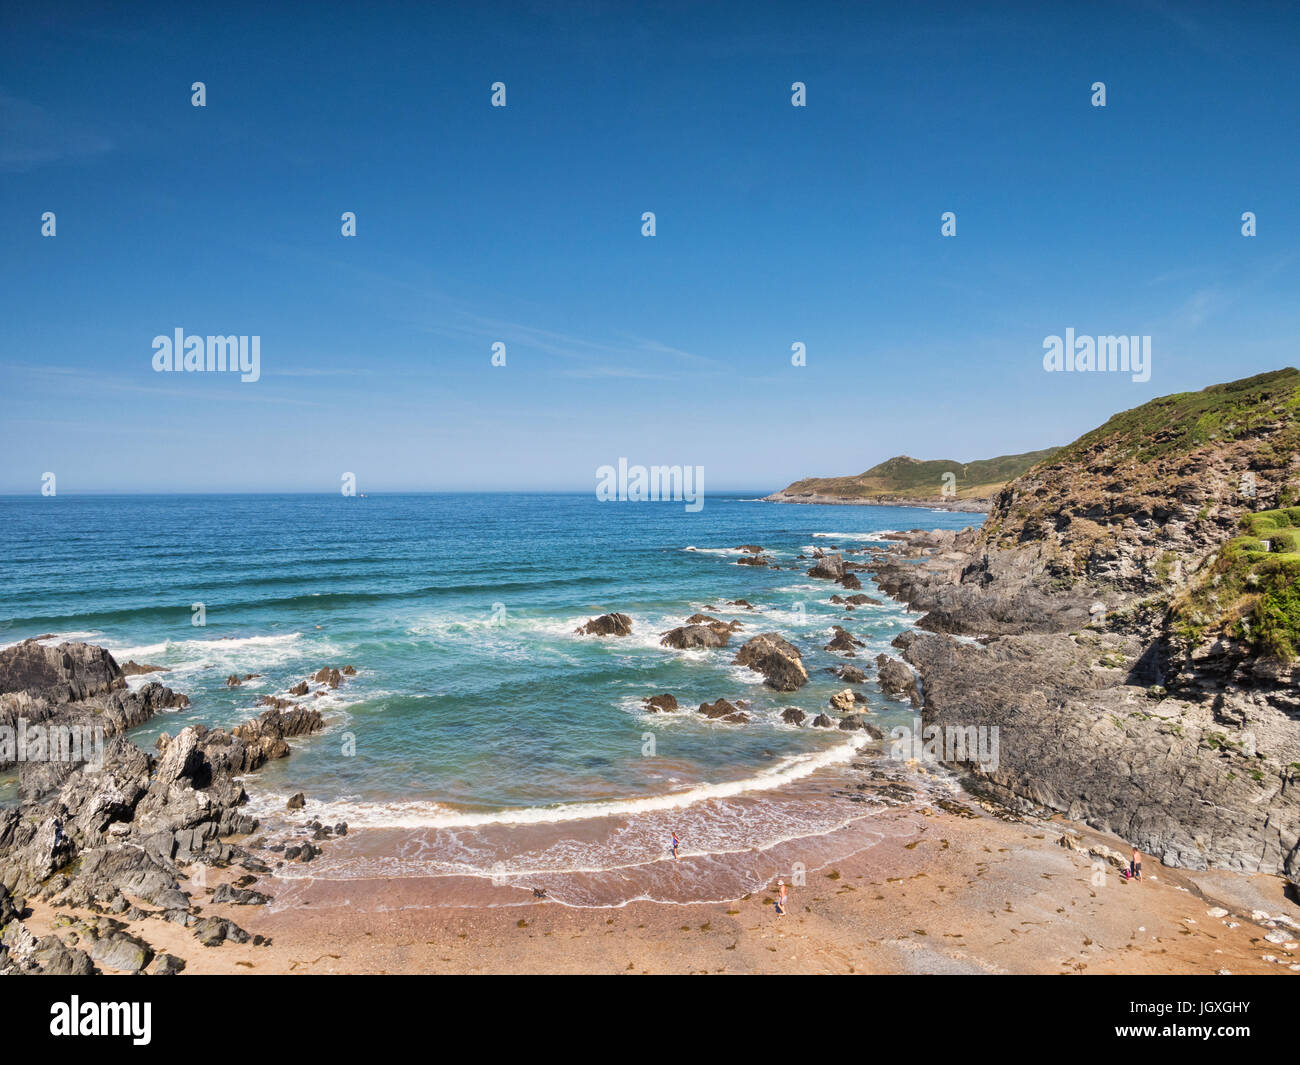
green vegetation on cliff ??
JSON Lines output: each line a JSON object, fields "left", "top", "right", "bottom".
{"left": 1058, "top": 368, "right": 1300, "bottom": 467}
{"left": 1174, "top": 507, "right": 1300, "bottom": 658}
{"left": 771, "top": 448, "right": 1060, "bottom": 502}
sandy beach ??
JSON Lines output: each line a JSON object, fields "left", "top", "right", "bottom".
{"left": 20, "top": 780, "right": 1300, "bottom": 976}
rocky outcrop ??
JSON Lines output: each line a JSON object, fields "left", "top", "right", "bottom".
{"left": 732, "top": 633, "right": 808, "bottom": 691}
{"left": 869, "top": 371, "right": 1300, "bottom": 886}
{"left": 576, "top": 613, "right": 633, "bottom": 637}
{"left": 642, "top": 694, "right": 678, "bottom": 713}
{"left": 0, "top": 641, "right": 331, "bottom": 974}
{"left": 661, "top": 623, "right": 734, "bottom": 650}
{"left": 0, "top": 639, "right": 189, "bottom": 777}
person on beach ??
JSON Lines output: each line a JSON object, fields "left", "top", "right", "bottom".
{"left": 671, "top": 832, "right": 680, "bottom": 860}
{"left": 1129, "top": 847, "right": 1142, "bottom": 882}
{"left": 774, "top": 878, "right": 787, "bottom": 917}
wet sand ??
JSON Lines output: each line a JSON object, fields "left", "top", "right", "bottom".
{"left": 24, "top": 795, "right": 1300, "bottom": 975}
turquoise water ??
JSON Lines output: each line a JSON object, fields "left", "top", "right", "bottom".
{"left": 1, "top": 493, "right": 978, "bottom": 900}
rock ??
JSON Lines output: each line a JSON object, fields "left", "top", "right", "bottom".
{"left": 832, "top": 664, "right": 868, "bottom": 683}
{"left": 810, "top": 713, "right": 834, "bottom": 728}
{"left": 824, "top": 626, "right": 864, "bottom": 653}
{"left": 875, "top": 655, "right": 921, "bottom": 707}
{"left": 311, "top": 666, "right": 344, "bottom": 688}
{"left": 193, "top": 916, "right": 250, "bottom": 947}
{"left": 642, "top": 694, "right": 679, "bottom": 713}
{"left": 212, "top": 882, "right": 271, "bottom": 905}
{"left": 0, "top": 638, "right": 124, "bottom": 703}
{"left": 287, "top": 792, "right": 305, "bottom": 810}
{"left": 733, "top": 633, "right": 808, "bottom": 691}
{"left": 226, "top": 674, "right": 242, "bottom": 687}
{"left": 120, "top": 661, "right": 167, "bottom": 676}
{"left": 147, "top": 952, "right": 186, "bottom": 975}
{"left": 288, "top": 681, "right": 309, "bottom": 696}
{"left": 698, "top": 698, "right": 741, "bottom": 720}
{"left": 30, "top": 934, "right": 96, "bottom": 975}
{"left": 828, "top": 689, "right": 859, "bottom": 713}
{"left": 781, "top": 707, "right": 806, "bottom": 726}
{"left": 87, "top": 928, "right": 154, "bottom": 973}
{"left": 808, "top": 554, "right": 845, "bottom": 580}
{"left": 736, "top": 545, "right": 764, "bottom": 554}
{"left": 575, "top": 613, "right": 633, "bottom": 637}
{"left": 0, "top": 640, "right": 187, "bottom": 773}
{"left": 661, "top": 624, "right": 733, "bottom": 650}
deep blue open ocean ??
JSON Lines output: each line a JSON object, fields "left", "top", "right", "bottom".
{"left": 1, "top": 493, "right": 979, "bottom": 904}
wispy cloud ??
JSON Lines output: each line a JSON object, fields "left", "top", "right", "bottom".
{"left": 0, "top": 92, "right": 112, "bottom": 171}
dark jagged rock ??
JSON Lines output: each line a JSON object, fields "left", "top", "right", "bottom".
{"left": 875, "top": 655, "right": 921, "bottom": 707}
{"left": 312, "top": 666, "right": 343, "bottom": 688}
{"left": 121, "top": 661, "right": 167, "bottom": 676}
{"left": 780, "top": 707, "right": 806, "bottom": 726}
{"left": 824, "top": 625, "right": 864, "bottom": 653}
{"left": 733, "top": 633, "right": 808, "bottom": 691}
{"left": 0, "top": 640, "right": 188, "bottom": 774}
{"left": 808, "top": 554, "right": 845, "bottom": 580}
{"left": 211, "top": 882, "right": 270, "bottom": 905}
{"left": 661, "top": 623, "right": 733, "bottom": 650}
{"left": 575, "top": 613, "right": 633, "bottom": 637}
{"left": 0, "top": 649, "right": 333, "bottom": 970}
{"left": 642, "top": 694, "right": 678, "bottom": 713}
{"left": 697, "top": 698, "right": 740, "bottom": 720}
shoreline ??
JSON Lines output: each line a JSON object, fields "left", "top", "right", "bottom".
{"left": 4, "top": 510, "right": 1298, "bottom": 974}
{"left": 21, "top": 787, "right": 1297, "bottom": 975}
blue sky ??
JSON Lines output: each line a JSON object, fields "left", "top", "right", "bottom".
{"left": 1, "top": 1, "right": 1297, "bottom": 493}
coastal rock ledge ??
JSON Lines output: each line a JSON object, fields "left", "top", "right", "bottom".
{"left": 869, "top": 370, "right": 1300, "bottom": 887}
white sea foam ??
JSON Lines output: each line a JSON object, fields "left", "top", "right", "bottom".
{"left": 812, "top": 531, "right": 900, "bottom": 540}
{"left": 245, "top": 736, "right": 869, "bottom": 830}
{"left": 0, "top": 630, "right": 103, "bottom": 650}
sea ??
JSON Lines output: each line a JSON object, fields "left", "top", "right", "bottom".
{"left": 0, "top": 493, "right": 979, "bottom": 907}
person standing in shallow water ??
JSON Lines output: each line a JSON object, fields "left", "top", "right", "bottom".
{"left": 774, "top": 878, "right": 788, "bottom": 917}
{"left": 671, "top": 832, "right": 680, "bottom": 861}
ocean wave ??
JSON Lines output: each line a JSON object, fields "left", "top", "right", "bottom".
{"left": 244, "top": 736, "right": 870, "bottom": 830}
{"left": 0, "top": 630, "right": 102, "bottom": 650}
{"left": 811, "top": 531, "right": 900, "bottom": 540}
